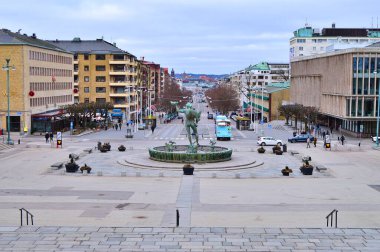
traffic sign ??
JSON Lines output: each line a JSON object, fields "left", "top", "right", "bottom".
{"left": 57, "top": 131, "right": 62, "bottom": 140}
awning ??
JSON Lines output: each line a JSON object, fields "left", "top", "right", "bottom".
{"left": 32, "top": 109, "right": 64, "bottom": 118}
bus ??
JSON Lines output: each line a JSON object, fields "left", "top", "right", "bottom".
{"left": 215, "top": 115, "right": 232, "bottom": 140}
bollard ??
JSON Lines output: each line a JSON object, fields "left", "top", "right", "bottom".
{"left": 176, "top": 209, "right": 179, "bottom": 227}
{"left": 18, "top": 139, "right": 20, "bottom": 144}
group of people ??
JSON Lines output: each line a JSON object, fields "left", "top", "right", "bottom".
{"left": 44, "top": 132, "right": 54, "bottom": 143}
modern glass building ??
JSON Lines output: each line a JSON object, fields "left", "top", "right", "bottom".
{"left": 291, "top": 44, "right": 380, "bottom": 137}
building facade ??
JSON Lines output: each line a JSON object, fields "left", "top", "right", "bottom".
{"left": 227, "top": 62, "right": 289, "bottom": 119}
{"left": 50, "top": 38, "right": 138, "bottom": 122}
{"left": 290, "top": 24, "right": 380, "bottom": 60}
{"left": 0, "top": 29, "right": 73, "bottom": 134}
{"left": 291, "top": 47, "right": 380, "bottom": 137}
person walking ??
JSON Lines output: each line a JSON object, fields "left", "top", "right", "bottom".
{"left": 151, "top": 124, "right": 156, "bottom": 134}
{"left": 49, "top": 132, "right": 54, "bottom": 142}
{"left": 313, "top": 137, "right": 317, "bottom": 147}
{"left": 45, "top": 132, "right": 49, "bottom": 143}
{"left": 341, "top": 135, "right": 345, "bottom": 145}
{"left": 306, "top": 137, "right": 311, "bottom": 148}
{"left": 115, "top": 124, "right": 118, "bottom": 131}
{"left": 119, "top": 123, "right": 122, "bottom": 130}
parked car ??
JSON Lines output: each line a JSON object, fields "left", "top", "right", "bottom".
{"left": 177, "top": 115, "right": 183, "bottom": 119}
{"left": 207, "top": 113, "right": 213, "bottom": 119}
{"left": 257, "top": 137, "right": 283, "bottom": 146}
{"left": 371, "top": 136, "right": 380, "bottom": 142}
{"left": 288, "top": 134, "right": 314, "bottom": 143}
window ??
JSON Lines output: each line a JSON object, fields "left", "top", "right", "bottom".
{"left": 84, "top": 76, "right": 89, "bottom": 82}
{"left": 351, "top": 99, "right": 356, "bottom": 117}
{"left": 84, "top": 98, "right": 90, "bottom": 103}
{"left": 84, "top": 87, "right": 90, "bottom": 93}
{"left": 96, "top": 55, "right": 105, "bottom": 60}
{"left": 96, "top": 65, "right": 106, "bottom": 71}
{"left": 74, "top": 64, "right": 78, "bottom": 72}
{"left": 84, "top": 65, "right": 89, "bottom": 71}
{"left": 364, "top": 98, "right": 374, "bottom": 117}
{"left": 96, "top": 98, "right": 106, "bottom": 104}
{"left": 358, "top": 98, "right": 363, "bottom": 116}
{"left": 96, "top": 76, "right": 106, "bottom": 82}
{"left": 299, "top": 47, "right": 303, "bottom": 51}
{"left": 74, "top": 54, "right": 78, "bottom": 60}
{"left": 96, "top": 87, "right": 106, "bottom": 93}
{"left": 320, "top": 47, "right": 324, "bottom": 51}
{"left": 84, "top": 54, "right": 89, "bottom": 60}
{"left": 364, "top": 57, "right": 370, "bottom": 74}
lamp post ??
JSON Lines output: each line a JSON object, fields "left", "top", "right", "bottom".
{"left": 245, "top": 73, "right": 254, "bottom": 130}
{"left": 2, "top": 59, "right": 15, "bottom": 145}
{"left": 375, "top": 70, "right": 379, "bottom": 147}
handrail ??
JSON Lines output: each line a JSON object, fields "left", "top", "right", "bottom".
{"left": 326, "top": 209, "right": 338, "bottom": 228}
{"left": 19, "top": 208, "right": 34, "bottom": 226}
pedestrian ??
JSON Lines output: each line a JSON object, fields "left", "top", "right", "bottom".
{"left": 112, "top": 124, "right": 115, "bottom": 130}
{"left": 306, "top": 137, "right": 311, "bottom": 148}
{"left": 341, "top": 135, "right": 345, "bottom": 145}
{"left": 115, "top": 124, "right": 118, "bottom": 131}
{"left": 313, "top": 137, "right": 317, "bottom": 147}
{"left": 49, "top": 132, "right": 54, "bottom": 142}
{"left": 45, "top": 132, "right": 49, "bottom": 143}
{"left": 119, "top": 123, "right": 122, "bottom": 130}
{"left": 322, "top": 131, "right": 326, "bottom": 140}
{"left": 151, "top": 124, "right": 156, "bottom": 134}
{"left": 330, "top": 126, "right": 333, "bottom": 134}
{"left": 182, "top": 118, "right": 184, "bottom": 124}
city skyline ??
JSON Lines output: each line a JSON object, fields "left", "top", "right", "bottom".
{"left": 1, "top": 0, "right": 379, "bottom": 74}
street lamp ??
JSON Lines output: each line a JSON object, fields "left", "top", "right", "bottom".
{"left": 2, "top": 59, "right": 16, "bottom": 145}
{"left": 252, "top": 85, "right": 267, "bottom": 136}
{"left": 375, "top": 70, "right": 379, "bottom": 147}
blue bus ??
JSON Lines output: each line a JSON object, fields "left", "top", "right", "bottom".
{"left": 215, "top": 115, "right": 232, "bottom": 140}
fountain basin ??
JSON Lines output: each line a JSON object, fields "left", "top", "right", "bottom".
{"left": 149, "top": 145, "right": 232, "bottom": 163}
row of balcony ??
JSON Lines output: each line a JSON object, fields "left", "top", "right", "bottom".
{"left": 72, "top": 59, "right": 137, "bottom": 65}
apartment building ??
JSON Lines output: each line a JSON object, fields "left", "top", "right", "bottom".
{"left": 291, "top": 45, "right": 380, "bottom": 137}
{"left": 0, "top": 29, "right": 73, "bottom": 134}
{"left": 290, "top": 23, "right": 380, "bottom": 60}
{"left": 50, "top": 38, "right": 138, "bottom": 122}
{"left": 227, "top": 62, "right": 289, "bottom": 119}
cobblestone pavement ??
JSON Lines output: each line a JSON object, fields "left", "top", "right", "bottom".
{"left": 1, "top": 226, "right": 379, "bottom": 251}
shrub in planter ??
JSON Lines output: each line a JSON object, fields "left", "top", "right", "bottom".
{"left": 65, "top": 159, "right": 79, "bottom": 173}
{"left": 257, "top": 147, "right": 266, "bottom": 153}
{"left": 272, "top": 144, "right": 281, "bottom": 153}
{"left": 275, "top": 150, "right": 283, "bottom": 155}
{"left": 300, "top": 161, "right": 314, "bottom": 175}
{"left": 281, "top": 166, "right": 293, "bottom": 176}
{"left": 103, "top": 142, "right": 111, "bottom": 151}
{"left": 80, "top": 163, "right": 92, "bottom": 174}
{"left": 118, "top": 145, "right": 126, "bottom": 152}
{"left": 183, "top": 164, "right": 194, "bottom": 175}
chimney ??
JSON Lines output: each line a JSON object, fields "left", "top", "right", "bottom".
{"left": 332, "top": 23, "right": 336, "bottom": 28}
{"left": 32, "top": 33, "right": 37, "bottom": 39}
{"left": 113, "top": 42, "right": 116, "bottom": 47}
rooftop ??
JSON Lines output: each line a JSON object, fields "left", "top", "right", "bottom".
{"left": 48, "top": 38, "right": 134, "bottom": 56}
{"left": 0, "top": 29, "right": 69, "bottom": 53}
{"left": 292, "top": 24, "right": 380, "bottom": 38}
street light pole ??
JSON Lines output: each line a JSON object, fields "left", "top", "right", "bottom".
{"left": 2, "top": 59, "right": 15, "bottom": 145}
{"left": 375, "top": 70, "right": 379, "bottom": 147}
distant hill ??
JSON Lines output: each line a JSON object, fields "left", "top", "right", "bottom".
{"left": 175, "top": 73, "right": 227, "bottom": 80}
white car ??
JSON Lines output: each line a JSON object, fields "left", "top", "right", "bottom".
{"left": 372, "top": 136, "right": 380, "bottom": 142}
{"left": 257, "top": 137, "right": 282, "bottom": 146}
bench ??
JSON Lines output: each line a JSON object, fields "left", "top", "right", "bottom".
{"left": 302, "top": 156, "right": 312, "bottom": 162}
{"left": 50, "top": 162, "right": 64, "bottom": 169}
{"left": 290, "top": 151, "right": 299, "bottom": 156}
{"left": 69, "top": 153, "right": 79, "bottom": 160}
{"left": 316, "top": 165, "right": 327, "bottom": 172}
{"left": 83, "top": 148, "right": 93, "bottom": 154}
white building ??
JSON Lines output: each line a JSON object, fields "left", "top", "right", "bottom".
{"left": 290, "top": 23, "right": 380, "bottom": 60}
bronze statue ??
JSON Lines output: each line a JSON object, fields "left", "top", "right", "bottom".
{"left": 171, "top": 102, "right": 201, "bottom": 146}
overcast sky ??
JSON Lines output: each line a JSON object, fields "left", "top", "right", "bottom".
{"left": 1, "top": 0, "right": 379, "bottom": 74}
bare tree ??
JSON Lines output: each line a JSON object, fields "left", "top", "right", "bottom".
{"left": 205, "top": 85, "right": 240, "bottom": 114}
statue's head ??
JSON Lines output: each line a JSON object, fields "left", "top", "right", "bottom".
{"left": 186, "top": 102, "right": 192, "bottom": 108}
